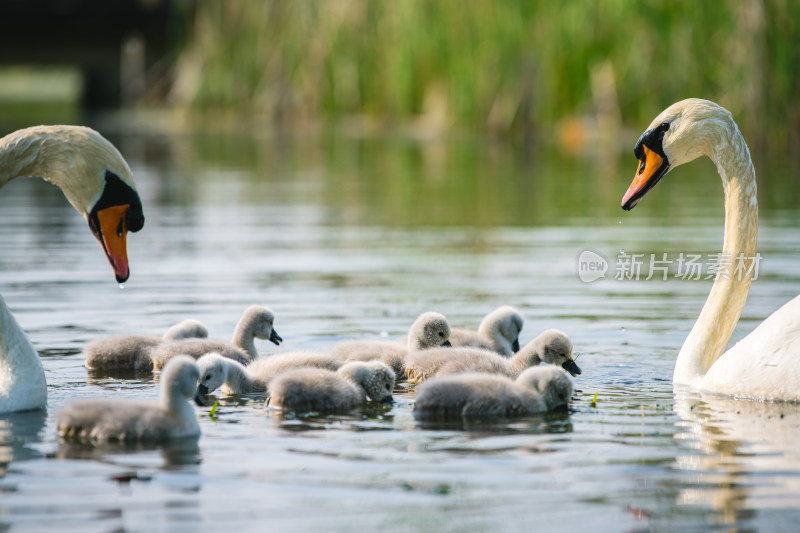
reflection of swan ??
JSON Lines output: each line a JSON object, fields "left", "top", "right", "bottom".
{"left": 0, "top": 409, "right": 48, "bottom": 476}
{"left": 267, "top": 361, "right": 395, "bottom": 413}
{"left": 84, "top": 318, "right": 209, "bottom": 371}
{"left": 672, "top": 386, "right": 800, "bottom": 524}
{"left": 57, "top": 356, "right": 201, "bottom": 442}
{"left": 405, "top": 329, "right": 579, "bottom": 382}
{"left": 449, "top": 305, "right": 524, "bottom": 356}
{"left": 0, "top": 126, "right": 144, "bottom": 413}
{"left": 149, "top": 305, "right": 283, "bottom": 370}
{"left": 413, "top": 365, "right": 573, "bottom": 420}
{"left": 621, "top": 99, "right": 800, "bottom": 401}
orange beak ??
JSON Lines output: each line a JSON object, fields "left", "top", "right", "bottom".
{"left": 621, "top": 146, "right": 668, "bottom": 210}
{"left": 96, "top": 204, "right": 130, "bottom": 282}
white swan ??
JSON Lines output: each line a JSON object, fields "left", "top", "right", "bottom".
{"left": 0, "top": 126, "right": 144, "bottom": 413}
{"left": 267, "top": 361, "right": 395, "bottom": 413}
{"left": 413, "top": 365, "right": 574, "bottom": 419}
{"left": 621, "top": 98, "right": 800, "bottom": 401}
{"left": 149, "top": 305, "right": 282, "bottom": 370}
{"left": 449, "top": 305, "right": 524, "bottom": 356}
{"left": 195, "top": 350, "right": 342, "bottom": 397}
{"left": 331, "top": 311, "right": 452, "bottom": 379}
{"left": 84, "top": 318, "right": 209, "bottom": 371}
{"left": 405, "top": 328, "right": 579, "bottom": 382}
{"left": 57, "top": 355, "right": 201, "bottom": 442}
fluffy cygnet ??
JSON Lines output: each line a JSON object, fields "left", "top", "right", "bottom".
{"left": 84, "top": 318, "right": 209, "bottom": 371}
{"left": 57, "top": 355, "right": 201, "bottom": 442}
{"left": 195, "top": 350, "right": 341, "bottom": 397}
{"left": 150, "top": 305, "right": 283, "bottom": 371}
{"left": 331, "top": 311, "right": 452, "bottom": 379}
{"left": 406, "top": 329, "right": 579, "bottom": 383}
{"left": 267, "top": 361, "right": 396, "bottom": 413}
{"left": 413, "top": 365, "right": 574, "bottom": 419}
{"left": 449, "top": 306, "right": 524, "bottom": 356}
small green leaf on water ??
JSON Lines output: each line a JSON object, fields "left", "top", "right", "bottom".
{"left": 209, "top": 401, "right": 219, "bottom": 421}
{"left": 591, "top": 391, "right": 598, "bottom": 407}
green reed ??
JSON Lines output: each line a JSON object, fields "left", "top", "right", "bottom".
{"left": 174, "top": 0, "right": 800, "bottom": 153}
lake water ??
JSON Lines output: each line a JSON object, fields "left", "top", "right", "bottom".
{"left": 1, "top": 126, "right": 799, "bottom": 532}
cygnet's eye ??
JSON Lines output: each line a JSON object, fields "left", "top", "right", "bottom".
{"left": 438, "top": 331, "right": 444, "bottom": 338}
{"left": 204, "top": 374, "right": 212, "bottom": 381}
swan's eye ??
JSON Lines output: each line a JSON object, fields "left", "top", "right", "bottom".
{"left": 438, "top": 331, "right": 444, "bottom": 338}
{"left": 205, "top": 374, "right": 212, "bottom": 381}
{"left": 659, "top": 121, "right": 670, "bottom": 132}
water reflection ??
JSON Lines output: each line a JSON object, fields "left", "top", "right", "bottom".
{"left": 0, "top": 410, "right": 47, "bottom": 478}
{"left": 55, "top": 437, "right": 201, "bottom": 469}
{"left": 673, "top": 385, "right": 800, "bottom": 528}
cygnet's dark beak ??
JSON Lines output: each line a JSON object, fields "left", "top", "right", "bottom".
{"left": 562, "top": 358, "right": 582, "bottom": 377}
{"left": 512, "top": 338, "right": 520, "bottom": 352}
{"left": 194, "top": 384, "right": 210, "bottom": 405}
{"left": 380, "top": 396, "right": 395, "bottom": 404}
{"left": 269, "top": 329, "right": 283, "bottom": 346}
{"left": 441, "top": 340, "right": 452, "bottom": 347}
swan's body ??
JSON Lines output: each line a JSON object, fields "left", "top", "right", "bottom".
{"left": 405, "top": 329, "right": 579, "bottom": 383}
{"left": 449, "top": 306, "right": 524, "bottom": 356}
{"left": 0, "top": 126, "right": 144, "bottom": 413}
{"left": 195, "top": 350, "right": 342, "bottom": 397}
{"left": 267, "top": 361, "right": 395, "bottom": 413}
{"left": 149, "top": 305, "right": 282, "bottom": 370}
{"left": 331, "top": 311, "right": 452, "bottom": 380}
{"left": 413, "top": 365, "right": 573, "bottom": 419}
{"left": 84, "top": 319, "right": 209, "bottom": 371}
{"left": 57, "top": 355, "right": 201, "bottom": 442}
{"left": 622, "top": 98, "right": 800, "bottom": 401}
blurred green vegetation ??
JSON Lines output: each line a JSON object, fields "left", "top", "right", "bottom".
{"left": 174, "top": 0, "right": 800, "bottom": 155}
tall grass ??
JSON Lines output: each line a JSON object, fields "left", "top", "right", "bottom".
{"left": 173, "top": 0, "right": 800, "bottom": 154}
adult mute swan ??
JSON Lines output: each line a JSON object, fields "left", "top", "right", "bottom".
{"left": 621, "top": 98, "right": 800, "bottom": 402}
{"left": 1, "top": 126, "right": 144, "bottom": 413}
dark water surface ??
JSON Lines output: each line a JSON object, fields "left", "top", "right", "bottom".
{"left": 1, "top": 129, "right": 799, "bottom": 532}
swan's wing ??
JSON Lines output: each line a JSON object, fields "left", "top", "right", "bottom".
{"left": 704, "top": 294, "right": 800, "bottom": 401}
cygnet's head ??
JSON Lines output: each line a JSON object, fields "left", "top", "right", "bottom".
{"left": 195, "top": 353, "right": 229, "bottom": 397}
{"left": 244, "top": 305, "right": 283, "bottom": 345}
{"left": 409, "top": 312, "right": 451, "bottom": 350}
{"left": 516, "top": 365, "right": 574, "bottom": 411}
{"left": 162, "top": 355, "right": 202, "bottom": 400}
{"left": 481, "top": 306, "right": 524, "bottom": 352}
{"left": 536, "top": 329, "right": 581, "bottom": 376}
{"left": 340, "top": 361, "right": 396, "bottom": 403}
{"left": 163, "top": 319, "right": 209, "bottom": 341}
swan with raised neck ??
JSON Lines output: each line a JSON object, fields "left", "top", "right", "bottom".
{"left": 622, "top": 99, "right": 799, "bottom": 401}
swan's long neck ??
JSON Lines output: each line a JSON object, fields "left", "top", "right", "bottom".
{"left": 0, "top": 295, "right": 47, "bottom": 412}
{"left": 232, "top": 321, "right": 258, "bottom": 359}
{"left": 510, "top": 343, "right": 542, "bottom": 375}
{"left": 223, "top": 360, "right": 259, "bottom": 394}
{"left": 673, "top": 120, "right": 758, "bottom": 385}
{"left": 1, "top": 128, "right": 73, "bottom": 192}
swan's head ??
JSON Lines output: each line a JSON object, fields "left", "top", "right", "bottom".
{"left": 409, "top": 311, "right": 452, "bottom": 350}
{"left": 342, "top": 361, "right": 396, "bottom": 403}
{"left": 5, "top": 126, "right": 145, "bottom": 282}
{"left": 195, "top": 353, "right": 229, "bottom": 397}
{"left": 480, "top": 305, "right": 524, "bottom": 352}
{"left": 517, "top": 365, "right": 574, "bottom": 411}
{"left": 622, "top": 98, "right": 732, "bottom": 210}
{"left": 243, "top": 305, "right": 283, "bottom": 345}
{"left": 161, "top": 355, "right": 202, "bottom": 401}
{"left": 535, "top": 329, "right": 581, "bottom": 376}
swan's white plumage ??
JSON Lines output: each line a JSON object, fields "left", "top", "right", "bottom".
{"left": 626, "top": 99, "right": 800, "bottom": 401}
{"left": 0, "top": 125, "right": 141, "bottom": 413}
